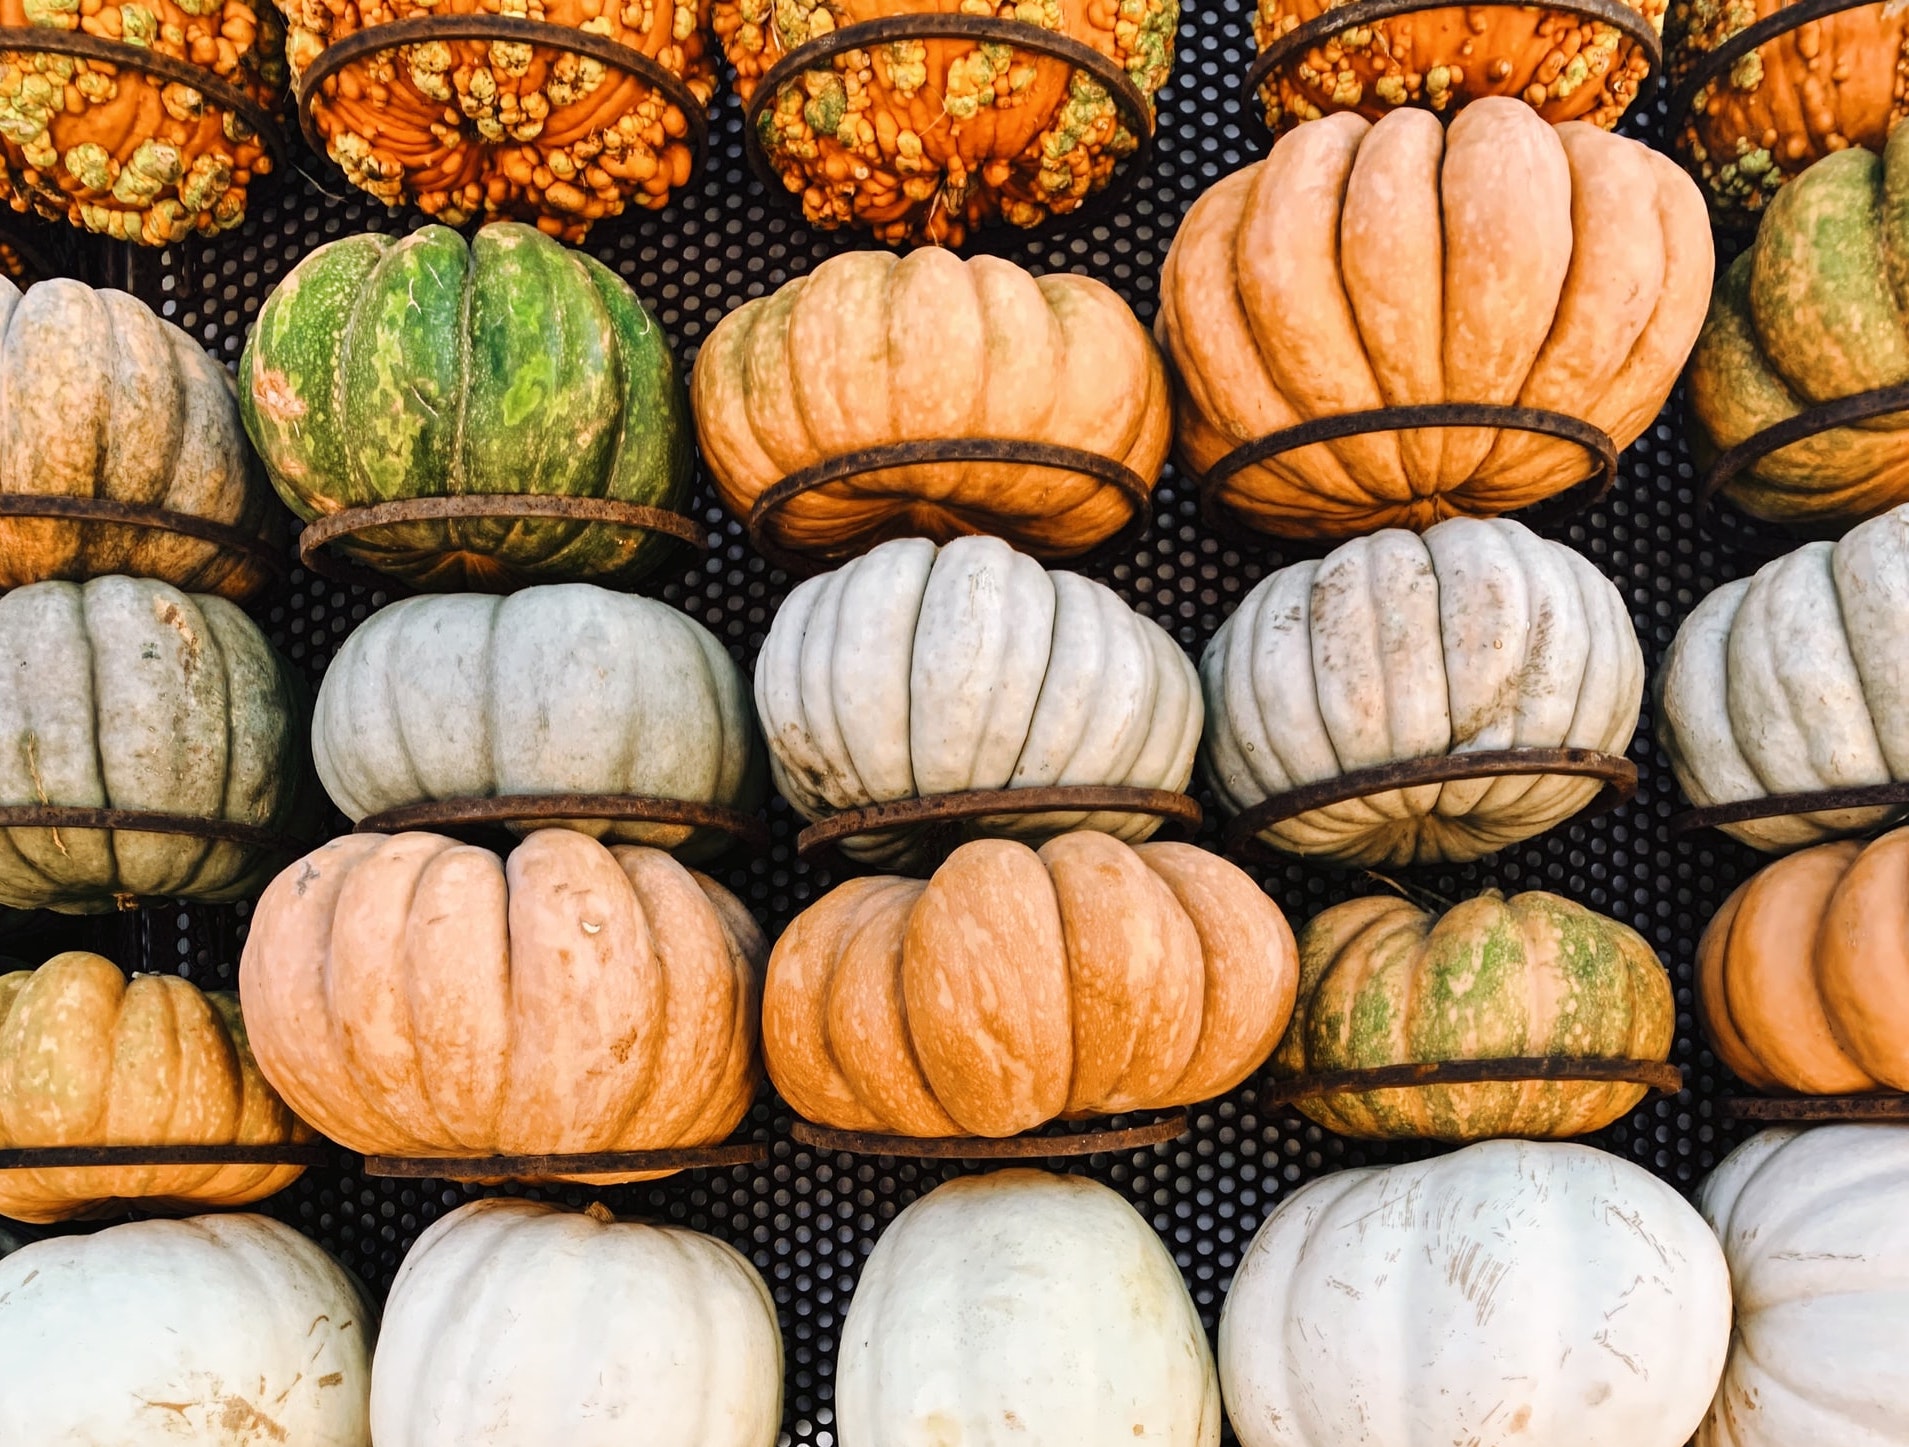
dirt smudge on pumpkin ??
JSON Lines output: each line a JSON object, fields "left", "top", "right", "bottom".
{"left": 1444, "top": 1236, "right": 1510, "bottom": 1327}
{"left": 218, "top": 1394, "right": 288, "bottom": 1441}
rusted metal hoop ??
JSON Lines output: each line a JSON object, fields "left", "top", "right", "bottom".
{"left": 789, "top": 1111, "right": 1188, "bottom": 1159}
{"left": 1724, "top": 1094, "right": 1909, "bottom": 1122}
{"left": 1222, "top": 747, "right": 1638, "bottom": 861}
{"left": 1199, "top": 404, "right": 1621, "bottom": 538}
{"left": 0, "top": 27, "right": 286, "bottom": 163}
{"left": 1260, "top": 1057, "right": 1684, "bottom": 1109}
{"left": 740, "top": 16, "right": 1157, "bottom": 231}
{"left": 0, "top": 804, "right": 296, "bottom": 853}
{"left": 0, "top": 1142, "right": 333, "bottom": 1170}
{"left": 293, "top": 15, "right": 709, "bottom": 184}
{"left": 1699, "top": 383, "right": 1909, "bottom": 502}
{"left": 354, "top": 793, "right": 771, "bottom": 854}
{"left": 1238, "top": 0, "right": 1663, "bottom": 134}
{"left": 0, "top": 495, "right": 287, "bottom": 580}
{"left": 746, "top": 438, "right": 1154, "bottom": 575}
{"left": 363, "top": 1141, "right": 769, "bottom": 1180}
{"left": 1670, "top": 781, "right": 1909, "bottom": 836}
{"left": 795, "top": 785, "right": 1201, "bottom": 861}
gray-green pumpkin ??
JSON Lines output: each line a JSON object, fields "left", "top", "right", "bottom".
{"left": 0, "top": 577, "right": 309, "bottom": 913}
{"left": 239, "top": 223, "right": 693, "bottom": 592}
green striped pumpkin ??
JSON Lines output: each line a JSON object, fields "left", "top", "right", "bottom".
{"left": 239, "top": 223, "right": 693, "bottom": 592}
{"left": 1274, "top": 889, "right": 1673, "bottom": 1141}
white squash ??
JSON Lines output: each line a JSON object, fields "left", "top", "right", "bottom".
{"left": 1219, "top": 1139, "right": 1732, "bottom": 1447}
{"left": 757, "top": 535, "right": 1202, "bottom": 867}
{"left": 1659, "top": 504, "right": 1909, "bottom": 852}
{"left": 1202, "top": 518, "right": 1643, "bottom": 864}
{"left": 373, "top": 1198, "right": 781, "bottom": 1447}
{"left": 838, "top": 1169, "right": 1219, "bottom": 1447}
{"left": 0, "top": 1212, "right": 373, "bottom": 1445}
{"left": 314, "top": 585, "right": 763, "bottom": 860}
{"left": 1697, "top": 1125, "right": 1909, "bottom": 1447}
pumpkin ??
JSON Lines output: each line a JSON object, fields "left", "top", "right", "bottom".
{"left": 0, "top": 576, "right": 307, "bottom": 913}
{"left": 0, "top": 0, "right": 282, "bottom": 246}
{"left": 712, "top": 0, "right": 1175, "bottom": 247}
{"left": 1697, "top": 1124, "right": 1909, "bottom": 1447}
{"left": 839, "top": 1169, "right": 1219, "bottom": 1446}
{"left": 281, "top": 0, "right": 712, "bottom": 237}
{"left": 1688, "top": 129, "right": 1909, "bottom": 526}
{"left": 1249, "top": 0, "right": 1657, "bottom": 135}
{"left": 1695, "top": 827, "right": 1909, "bottom": 1095}
{"left": 1273, "top": 888, "right": 1674, "bottom": 1141}
{"left": 694, "top": 251, "right": 1170, "bottom": 564}
{"left": 0, "top": 1212, "right": 372, "bottom": 1445}
{"left": 239, "top": 829, "right": 765, "bottom": 1182}
{"left": 1202, "top": 517, "right": 1644, "bottom": 865}
{"left": 314, "top": 585, "right": 764, "bottom": 861}
{"left": 1667, "top": 0, "right": 1909, "bottom": 218}
{"left": 1219, "top": 1139, "right": 1733, "bottom": 1447}
{"left": 240, "top": 223, "right": 692, "bottom": 592}
{"left": 1158, "top": 101, "right": 1712, "bottom": 538}
{"left": 0, "top": 951, "right": 313, "bottom": 1223}
{"left": 755, "top": 535, "right": 1199, "bottom": 868}
{"left": 373, "top": 1198, "right": 781, "bottom": 1447}
{"left": 1658, "top": 503, "right": 1909, "bottom": 852}
{"left": 764, "top": 833, "right": 1297, "bottom": 1138}
{"left": 0, "top": 276, "right": 282, "bottom": 600}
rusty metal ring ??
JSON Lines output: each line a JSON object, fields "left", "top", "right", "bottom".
{"left": 293, "top": 14, "right": 710, "bottom": 184}
{"left": 0, "top": 495, "right": 287, "bottom": 580}
{"left": 740, "top": 16, "right": 1156, "bottom": 231}
{"left": 0, "top": 27, "right": 286, "bottom": 163}
{"left": 354, "top": 792, "right": 771, "bottom": 854}
{"left": 1699, "top": 383, "right": 1909, "bottom": 502}
{"left": 1260, "top": 1057, "right": 1683, "bottom": 1109}
{"left": 1724, "top": 1094, "right": 1909, "bottom": 1121}
{"left": 1222, "top": 747, "right": 1638, "bottom": 862}
{"left": 795, "top": 785, "right": 1201, "bottom": 862}
{"left": 0, "top": 804, "right": 296, "bottom": 853}
{"left": 789, "top": 1110, "right": 1188, "bottom": 1159}
{"left": 362, "top": 1141, "right": 769, "bottom": 1180}
{"left": 0, "top": 1142, "right": 333, "bottom": 1169}
{"left": 1669, "top": 780, "right": 1909, "bottom": 836}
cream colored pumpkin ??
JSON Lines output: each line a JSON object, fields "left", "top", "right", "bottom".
{"left": 373, "top": 1198, "right": 781, "bottom": 1447}
{"left": 1659, "top": 502, "right": 1909, "bottom": 852}
{"left": 0, "top": 1212, "right": 373, "bottom": 1445}
{"left": 1202, "top": 516, "right": 1643, "bottom": 864}
{"left": 315, "top": 585, "right": 764, "bottom": 860}
{"left": 839, "top": 1170, "right": 1220, "bottom": 1447}
{"left": 756, "top": 535, "right": 1202, "bottom": 868}
{"left": 239, "top": 829, "right": 765, "bottom": 1183}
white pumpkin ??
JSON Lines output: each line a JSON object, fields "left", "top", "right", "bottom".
{"left": 838, "top": 1169, "right": 1219, "bottom": 1447}
{"left": 757, "top": 535, "right": 1202, "bottom": 867}
{"left": 1202, "top": 518, "right": 1644, "bottom": 864}
{"left": 1697, "top": 1125, "right": 1909, "bottom": 1447}
{"left": 372, "top": 1198, "right": 781, "bottom": 1447}
{"left": 1219, "top": 1139, "right": 1732, "bottom": 1447}
{"left": 313, "top": 585, "right": 764, "bottom": 860}
{"left": 0, "top": 1212, "right": 373, "bottom": 1445}
{"left": 1659, "top": 504, "right": 1909, "bottom": 852}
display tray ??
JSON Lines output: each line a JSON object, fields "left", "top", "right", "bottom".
{"left": 6, "top": 37, "right": 1770, "bottom": 1444}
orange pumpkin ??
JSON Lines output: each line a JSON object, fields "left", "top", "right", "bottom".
{"left": 762, "top": 834, "right": 1298, "bottom": 1138}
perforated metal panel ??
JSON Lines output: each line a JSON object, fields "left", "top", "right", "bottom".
{"left": 0, "top": 12, "right": 1777, "bottom": 1446}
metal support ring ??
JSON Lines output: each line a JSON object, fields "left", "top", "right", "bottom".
{"left": 1663, "top": 0, "right": 1881, "bottom": 153}
{"left": 0, "top": 804, "right": 296, "bottom": 853}
{"left": 1670, "top": 780, "right": 1909, "bottom": 836}
{"left": 795, "top": 785, "right": 1201, "bottom": 862}
{"left": 1724, "top": 1094, "right": 1909, "bottom": 1122}
{"left": 789, "top": 1110, "right": 1188, "bottom": 1159}
{"left": 0, "top": 1142, "right": 333, "bottom": 1169}
{"left": 354, "top": 793, "right": 771, "bottom": 854}
{"left": 1260, "top": 1057, "right": 1684, "bottom": 1108}
{"left": 1699, "top": 382, "right": 1909, "bottom": 502}
{"left": 363, "top": 1141, "right": 769, "bottom": 1180}
{"left": 0, "top": 495, "right": 286, "bottom": 579}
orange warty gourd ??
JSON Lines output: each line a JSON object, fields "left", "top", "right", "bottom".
{"left": 1698, "top": 826, "right": 1909, "bottom": 1096}
{"left": 763, "top": 834, "right": 1298, "bottom": 1138}
{"left": 239, "top": 830, "right": 766, "bottom": 1182}
{"left": 1158, "top": 99, "right": 1712, "bottom": 539}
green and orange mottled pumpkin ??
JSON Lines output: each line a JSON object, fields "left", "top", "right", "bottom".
{"left": 1272, "top": 888, "right": 1674, "bottom": 1141}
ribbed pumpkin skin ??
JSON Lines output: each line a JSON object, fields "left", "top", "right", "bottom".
{"left": 240, "top": 223, "right": 692, "bottom": 592}
{"left": 0, "top": 278, "right": 282, "bottom": 600}
{"left": 695, "top": 252, "right": 1169, "bottom": 563}
{"left": 314, "top": 586, "right": 764, "bottom": 862}
{"left": 1158, "top": 101, "right": 1712, "bottom": 538}
{"left": 0, "top": 577, "right": 308, "bottom": 913}
{"left": 1658, "top": 505, "right": 1909, "bottom": 853}
{"left": 1688, "top": 130, "right": 1909, "bottom": 525}
{"left": 763, "top": 834, "right": 1297, "bottom": 1138}
{"left": 1275, "top": 890, "right": 1673, "bottom": 1142}
{"left": 0, "top": 952, "right": 311, "bottom": 1223}
{"left": 240, "top": 830, "right": 766, "bottom": 1183}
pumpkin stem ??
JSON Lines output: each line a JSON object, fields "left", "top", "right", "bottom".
{"left": 584, "top": 1201, "right": 617, "bottom": 1225}
{"left": 1362, "top": 871, "right": 1457, "bottom": 912}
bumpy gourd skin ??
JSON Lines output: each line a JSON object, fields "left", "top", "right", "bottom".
{"left": 0, "top": 0, "right": 282, "bottom": 244}
{"left": 715, "top": 0, "right": 1176, "bottom": 246}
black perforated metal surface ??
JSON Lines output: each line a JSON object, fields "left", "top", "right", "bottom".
{"left": 0, "top": 12, "right": 1780, "bottom": 1445}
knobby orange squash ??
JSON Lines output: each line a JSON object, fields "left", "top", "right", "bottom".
{"left": 763, "top": 834, "right": 1298, "bottom": 1138}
